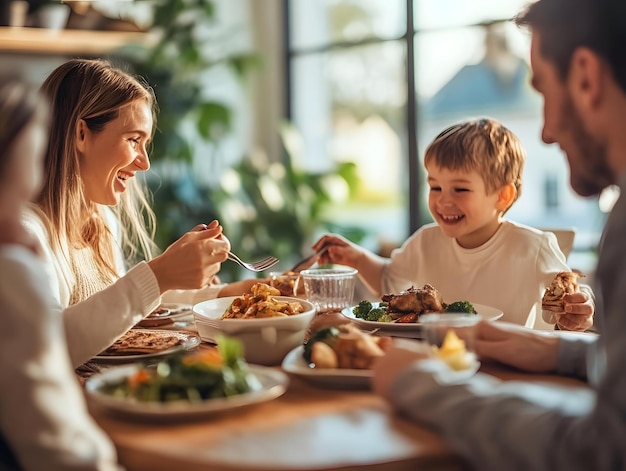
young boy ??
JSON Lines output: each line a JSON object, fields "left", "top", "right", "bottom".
{"left": 313, "top": 118, "right": 593, "bottom": 330}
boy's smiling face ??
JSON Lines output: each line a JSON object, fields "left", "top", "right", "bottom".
{"left": 426, "top": 163, "right": 505, "bottom": 249}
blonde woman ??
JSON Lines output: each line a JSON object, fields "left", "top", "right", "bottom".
{"left": 0, "top": 77, "right": 121, "bottom": 471}
{"left": 24, "top": 58, "right": 236, "bottom": 367}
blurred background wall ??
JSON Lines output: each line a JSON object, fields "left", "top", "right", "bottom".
{"left": 0, "top": 0, "right": 613, "bottom": 280}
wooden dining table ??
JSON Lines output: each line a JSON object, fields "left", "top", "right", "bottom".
{"left": 87, "top": 339, "right": 590, "bottom": 471}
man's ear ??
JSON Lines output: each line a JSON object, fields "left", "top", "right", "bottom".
{"left": 569, "top": 47, "right": 604, "bottom": 110}
{"left": 75, "top": 119, "right": 87, "bottom": 154}
{"left": 496, "top": 183, "right": 516, "bottom": 212}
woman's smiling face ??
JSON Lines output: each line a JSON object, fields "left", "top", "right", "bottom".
{"left": 77, "top": 100, "right": 153, "bottom": 206}
{"left": 426, "top": 163, "right": 504, "bottom": 249}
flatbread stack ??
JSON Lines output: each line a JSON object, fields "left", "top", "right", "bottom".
{"left": 542, "top": 271, "right": 584, "bottom": 312}
{"left": 98, "top": 330, "right": 186, "bottom": 356}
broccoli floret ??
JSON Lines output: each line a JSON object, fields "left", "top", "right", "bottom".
{"left": 377, "top": 313, "right": 393, "bottom": 323}
{"left": 444, "top": 301, "right": 477, "bottom": 314}
{"left": 366, "top": 307, "right": 387, "bottom": 322}
{"left": 352, "top": 300, "right": 373, "bottom": 319}
{"left": 302, "top": 327, "right": 340, "bottom": 363}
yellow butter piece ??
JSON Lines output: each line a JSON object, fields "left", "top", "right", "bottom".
{"left": 439, "top": 330, "right": 465, "bottom": 353}
{"left": 433, "top": 330, "right": 472, "bottom": 370}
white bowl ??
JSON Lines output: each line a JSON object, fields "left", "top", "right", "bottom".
{"left": 193, "top": 296, "right": 316, "bottom": 366}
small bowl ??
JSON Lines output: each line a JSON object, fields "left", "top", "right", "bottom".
{"left": 420, "top": 313, "right": 481, "bottom": 378}
{"left": 420, "top": 313, "right": 480, "bottom": 346}
{"left": 193, "top": 296, "right": 316, "bottom": 366}
{"left": 300, "top": 267, "right": 358, "bottom": 312}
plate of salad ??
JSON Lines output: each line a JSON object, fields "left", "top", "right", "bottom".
{"left": 85, "top": 337, "right": 288, "bottom": 421}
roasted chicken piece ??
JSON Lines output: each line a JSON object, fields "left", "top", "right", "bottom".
{"left": 381, "top": 284, "right": 444, "bottom": 316}
{"left": 419, "top": 283, "right": 445, "bottom": 312}
{"left": 382, "top": 286, "right": 423, "bottom": 313}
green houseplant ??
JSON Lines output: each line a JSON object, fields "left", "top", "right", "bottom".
{"left": 112, "top": 0, "right": 258, "bottom": 250}
{"left": 113, "top": 0, "right": 365, "bottom": 281}
{"left": 212, "top": 123, "right": 365, "bottom": 280}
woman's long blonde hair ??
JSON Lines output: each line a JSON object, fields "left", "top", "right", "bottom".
{"left": 36, "top": 59, "right": 159, "bottom": 279}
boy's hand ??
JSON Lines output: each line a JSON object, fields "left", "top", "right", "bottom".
{"left": 555, "top": 292, "right": 594, "bottom": 331}
{"left": 312, "top": 234, "right": 364, "bottom": 268}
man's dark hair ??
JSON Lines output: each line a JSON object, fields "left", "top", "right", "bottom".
{"left": 516, "top": 0, "right": 626, "bottom": 93}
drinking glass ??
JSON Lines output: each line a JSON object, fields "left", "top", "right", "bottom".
{"left": 300, "top": 267, "right": 358, "bottom": 312}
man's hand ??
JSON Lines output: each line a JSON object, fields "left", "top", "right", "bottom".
{"left": 475, "top": 321, "right": 560, "bottom": 373}
{"left": 372, "top": 344, "right": 430, "bottom": 400}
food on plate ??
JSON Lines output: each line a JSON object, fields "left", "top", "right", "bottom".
{"left": 383, "top": 284, "right": 444, "bottom": 317}
{"left": 304, "top": 309, "right": 353, "bottom": 341}
{"left": 303, "top": 324, "right": 394, "bottom": 369}
{"left": 97, "top": 330, "right": 187, "bottom": 356}
{"left": 269, "top": 271, "right": 303, "bottom": 296}
{"left": 431, "top": 330, "right": 475, "bottom": 371}
{"left": 444, "top": 300, "right": 477, "bottom": 314}
{"left": 221, "top": 282, "right": 305, "bottom": 319}
{"left": 352, "top": 284, "right": 476, "bottom": 323}
{"left": 542, "top": 271, "right": 584, "bottom": 312}
{"left": 352, "top": 300, "right": 394, "bottom": 322}
{"left": 98, "top": 337, "right": 261, "bottom": 402}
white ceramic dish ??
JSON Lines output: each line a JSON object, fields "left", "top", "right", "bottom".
{"left": 193, "top": 296, "right": 316, "bottom": 366}
{"left": 151, "top": 303, "right": 194, "bottom": 320}
{"left": 85, "top": 364, "right": 288, "bottom": 421}
{"left": 91, "top": 330, "right": 200, "bottom": 363}
{"left": 341, "top": 302, "right": 503, "bottom": 332}
{"left": 135, "top": 303, "right": 194, "bottom": 328}
{"left": 281, "top": 345, "right": 371, "bottom": 389}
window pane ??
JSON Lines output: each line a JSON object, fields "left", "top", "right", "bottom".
{"left": 291, "top": 41, "right": 408, "bottom": 249}
{"left": 289, "top": 0, "right": 406, "bottom": 51}
{"left": 415, "top": 22, "right": 605, "bottom": 272}
{"left": 414, "top": 0, "right": 529, "bottom": 30}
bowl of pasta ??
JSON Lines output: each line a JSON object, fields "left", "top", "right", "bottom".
{"left": 193, "top": 283, "right": 316, "bottom": 366}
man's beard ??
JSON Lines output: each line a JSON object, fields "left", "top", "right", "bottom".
{"left": 562, "top": 97, "right": 614, "bottom": 197}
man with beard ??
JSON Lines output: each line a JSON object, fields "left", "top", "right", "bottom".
{"left": 372, "top": 0, "right": 626, "bottom": 469}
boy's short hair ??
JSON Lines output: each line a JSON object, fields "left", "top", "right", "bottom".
{"left": 424, "top": 118, "right": 525, "bottom": 209}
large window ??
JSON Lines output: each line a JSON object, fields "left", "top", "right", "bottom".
{"left": 287, "top": 0, "right": 607, "bottom": 272}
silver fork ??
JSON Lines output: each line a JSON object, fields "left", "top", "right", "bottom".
{"left": 227, "top": 252, "right": 279, "bottom": 272}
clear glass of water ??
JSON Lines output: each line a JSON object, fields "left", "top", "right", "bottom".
{"left": 300, "top": 267, "right": 358, "bottom": 312}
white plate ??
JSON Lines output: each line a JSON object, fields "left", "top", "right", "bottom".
{"left": 281, "top": 345, "right": 372, "bottom": 389}
{"left": 341, "top": 302, "right": 503, "bottom": 332}
{"left": 91, "top": 330, "right": 201, "bottom": 363}
{"left": 149, "top": 303, "right": 194, "bottom": 321}
{"left": 135, "top": 303, "right": 194, "bottom": 328}
{"left": 85, "top": 364, "right": 288, "bottom": 421}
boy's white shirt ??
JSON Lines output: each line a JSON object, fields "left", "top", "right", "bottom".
{"left": 381, "top": 220, "right": 578, "bottom": 329}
